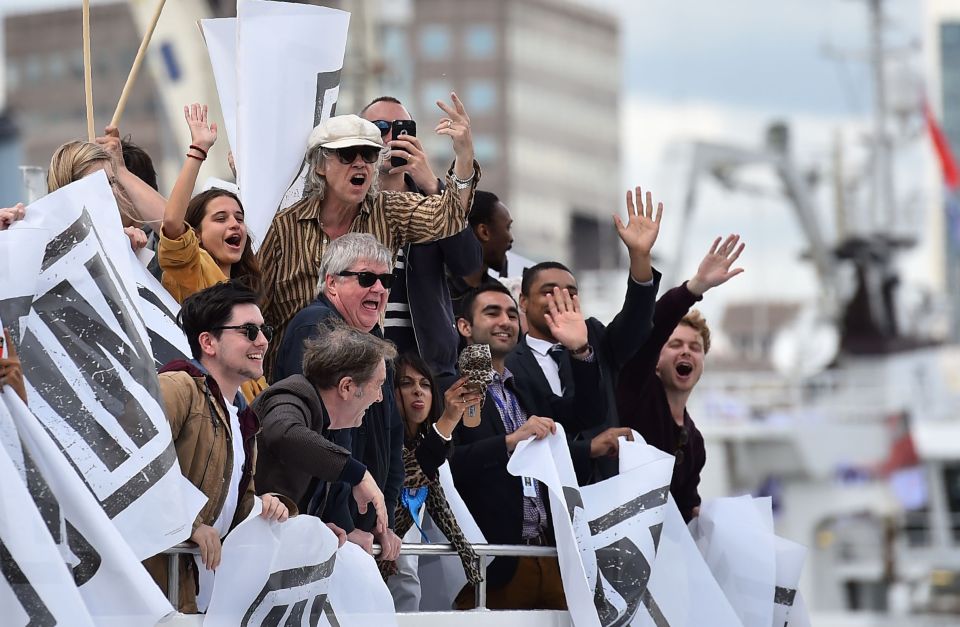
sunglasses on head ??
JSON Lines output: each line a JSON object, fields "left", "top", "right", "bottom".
{"left": 337, "top": 270, "right": 394, "bottom": 289}
{"left": 211, "top": 323, "right": 274, "bottom": 342}
{"left": 370, "top": 120, "right": 392, "bottom": 136}
{"left": 333, "top": 146, "right": 381, "bottom": 165}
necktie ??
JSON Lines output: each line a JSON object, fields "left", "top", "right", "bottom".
{"left": 548, "top": 345, "right": 571, "bottom": 394}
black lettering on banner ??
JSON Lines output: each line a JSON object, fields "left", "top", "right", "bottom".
{"left": 241, "top": 554, "right": 339, "bottom": 627}
{"left": 565, "top": 482, "right": 672, "bottom": 627}
{"left": 313, "top": 69, "right": 342, "bottom": 125}
{"left": 16, "top": 209, "right": 177, "bottom": 516}
{"left": 136, "top": 285, "right": 189, "bottom": 367}
{"left": 0, "top": 539, "right": 56, "bottom": 627}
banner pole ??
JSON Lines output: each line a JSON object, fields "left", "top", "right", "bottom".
{"left": 111, "top": 0, "right": 167, "bottom": 128}
{"left": 82, "top": 0, "right": 95, "bottom": 141}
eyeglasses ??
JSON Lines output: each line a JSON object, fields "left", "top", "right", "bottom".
{"left": 337, "top": 270, "right": 394, "bottom": 289}
{"left": 370, "top": 120, "right": 392, "bottom": 136}
{"left": 211, "top": 323, "right": 274, "bottom": 342}
{"left": 333, "top": 146, "right": 381, "bottom": 165}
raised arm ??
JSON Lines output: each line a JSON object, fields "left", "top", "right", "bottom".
{"left": 162, "top": 104, "right": 218, "bottom": 240}
{"left": 97, "top": 127, "right": 166, "bottom": 225}
{"left": 435, "top": 92, "right": 477, "bottom": 215}
{"left": 613, "top": 186, "right": 663, "bottom": 284}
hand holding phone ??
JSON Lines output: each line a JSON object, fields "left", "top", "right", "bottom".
{"left": 390, "top": 120, "right": 417, "bottom": 168}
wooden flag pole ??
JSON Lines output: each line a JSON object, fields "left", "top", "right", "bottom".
{"left": 82, "top": 0, "right": 94, "bottom": 141}
{"left": 111, "top": 0, "right": 167, "bottom": 128}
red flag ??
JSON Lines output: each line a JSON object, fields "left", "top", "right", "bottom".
{"left": 924, "top": 100, "right": 960, "bottom": 190}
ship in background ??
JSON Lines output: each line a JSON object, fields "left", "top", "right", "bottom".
{"left": 624, "top": 0, "right": 960, "bottom": 622}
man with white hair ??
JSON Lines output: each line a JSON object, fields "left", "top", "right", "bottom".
{"left": 260, "top": 93, "right": 480, "bottom": 381}
{"left": 273, "top": 233, "right": 405, "bottom": 565}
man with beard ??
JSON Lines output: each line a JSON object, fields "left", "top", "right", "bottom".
{"left": 615, "top": 234, "right": 745, "bottom": 521}
{"left": 448, "top": 282, "right": 605, "bottom": 610}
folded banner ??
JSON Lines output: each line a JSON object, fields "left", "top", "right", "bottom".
{"left": 509, "top": 427, "right": 744, "bottom": 627}
{"left": 205, "top": 504, "right": 398, "bottom": 626}
{"left": 1, "top": 392, "right": 174, "bottom": 626}
{"left": 201, "top": 0, "right": 350, "bottom": 247}
{"left": 0, "top": 400, "right": 96, "bottom": 627}
{"left": 690, "top": 496, "right": 810, "bottom": 627}
{"left": 618, "top": 437, "right": 742, "bottom": 627}
{"left": 0, "top": 172, "right": 205, "bottom": 560}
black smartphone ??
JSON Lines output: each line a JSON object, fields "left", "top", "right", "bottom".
{"left": 391, "top": 119, "right": 417, "bottom": 168}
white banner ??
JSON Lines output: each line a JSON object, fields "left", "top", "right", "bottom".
{"left": 201, "top": 0, "right": 350, "bottom": 248}
{"left": 205, "top": 504, "right": 398, "bottom": 626}
{"left": 128, "top": 251, "right": 191, "bottom": 368}
{"left": 2, "top": 391, "right": 173, "bottom": 626}
{"left": 509, "top": 426, "right": 744, "bottom": 627}
{"left": 0, "top": 172, "right": 205, "bottom": 560}
{"left": 690, "top": 496, "right": 810, "bottom": 627}
{"left": 0, "top": 400, "right": 96, "bottom": 627}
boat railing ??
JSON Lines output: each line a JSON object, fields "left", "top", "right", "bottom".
{"left": 160, "top": 542, "right": 558, "bottom": 610}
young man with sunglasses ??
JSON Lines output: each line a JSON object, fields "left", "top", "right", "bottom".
{"left": 259, "top": 94, "right": 481, "bottom": 382}
{"left": 360, "top": 96, "right": 483, "bottom": 378}
{"left": 272, "top": 234, "right": 406, "bottom": 567}
{"left": 147, "top": 281, "right": 292, "bottom": 612}
{"left": 614, "top": 235, "right": 745, "bottom": 522}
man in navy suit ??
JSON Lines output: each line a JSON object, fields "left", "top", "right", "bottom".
{"left": 446, "top": 282, "right": 605, "bottom": 610}
{"left": 509, "top": 186, "right": 664, "bottom": 483}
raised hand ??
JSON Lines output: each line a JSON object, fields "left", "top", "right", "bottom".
{"left": 544, "top": 287, "right": 588, "bottom": 350}
{"left": 184, "top": 103, "right": 217, "bottom": 152}
{"left": 686, "top": 234, "right": 745, "bottom": 296}
{"left": 124, "top": 226, "right": 148, "bottom": 251}
{"left": 435, "top": 92, "right": 473, "bottom": 159}
{"left": 614, "top": 186, "right": 662, "bottom": 258}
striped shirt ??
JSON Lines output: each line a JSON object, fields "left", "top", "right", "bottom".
{"left": 259, "top": 165, "right": 479, "bottom": 380}
{"left": 490, "top": 368, "right": 548, "bottom": 540}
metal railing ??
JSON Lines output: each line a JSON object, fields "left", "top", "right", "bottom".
{"left": 162, "top": 542, "right": 558, "bottom": 611}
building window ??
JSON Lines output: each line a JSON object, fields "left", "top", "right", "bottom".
{"left": 465, "top": 24, "right": 496, "bottom": 59}
{"left": 420, "top": 79, "right": 450, "bottom": 115}
{"left": 473, "top": 134, "right": 499, "bottom": 165}
{"left": 419, "top": 24, "right": 450, "bottom": 59}
{"left": 465, "top": 80, "right": 496, "bottom": 114}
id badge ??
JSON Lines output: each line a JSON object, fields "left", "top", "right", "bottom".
{"left": 522, "top": 476, "right": 537, "bottom": 498}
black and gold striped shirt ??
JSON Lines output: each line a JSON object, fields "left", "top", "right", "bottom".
{"left": 259, "top": 164, "right": 479, "bottom": 381}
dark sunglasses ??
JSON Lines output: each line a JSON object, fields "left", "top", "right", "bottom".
{"left": 337, "top": 270, "right": 394, "bottom": 289}
{"left": 333, "top": 146, "right": 381, "bottom": 165}
{"left": 370, "top": 120, "right": 392, "bottom": 136}
{"left": 211, "top": 323, "right": 274, "bottom": 342}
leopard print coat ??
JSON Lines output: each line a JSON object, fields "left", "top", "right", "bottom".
{"left": 379, "top": 441, "right": 483, "bottom": 585}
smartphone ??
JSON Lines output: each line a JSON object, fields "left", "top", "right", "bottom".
{"left": 391, "top": 119, "right": 417, "bottom": 168}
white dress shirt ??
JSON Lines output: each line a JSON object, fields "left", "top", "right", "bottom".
{"left": 525, "top": 335, "right": 564, "bottom": 396}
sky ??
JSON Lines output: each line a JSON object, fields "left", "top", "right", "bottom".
{"left": 573, "top": 0, "right": 935, "bottom": 346}
{"left": 0, "top": 0, "right": 938, "bottom": 348}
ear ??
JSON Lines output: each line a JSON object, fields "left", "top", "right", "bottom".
{"left": 475, "top": 223, "right": 491, "bottom": 243}
{"left": 198, "top": 330, "right": 218, "bottom": 358}
{"left": 519, "top": 293, "right": 528, "bottom": 314}
{"left": 337, "top": 376, "right": 353, "bottom": 400}
{"left": 324, "top": 273, "right": 339, "bottom": 297}
{"left": 315, "top": 156, "right": 327, "bottom": 177}
{"left": 456, "top": 317, "right": 472, "bottom": 339}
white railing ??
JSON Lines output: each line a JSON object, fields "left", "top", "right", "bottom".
{"left": 161, "top": 542, "right": 558, "bottom": 611}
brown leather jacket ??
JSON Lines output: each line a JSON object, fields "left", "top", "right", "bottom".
{"left": 143, "top": 360, "right": 263, "bottom": 613}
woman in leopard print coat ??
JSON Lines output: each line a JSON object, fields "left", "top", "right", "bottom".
{"left": 379, "top": 353, "right": 483, "bottom": 587}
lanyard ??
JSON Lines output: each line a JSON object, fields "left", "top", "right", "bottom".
{"left": 490, "top": 382, "right": 523, "bottom": 432}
